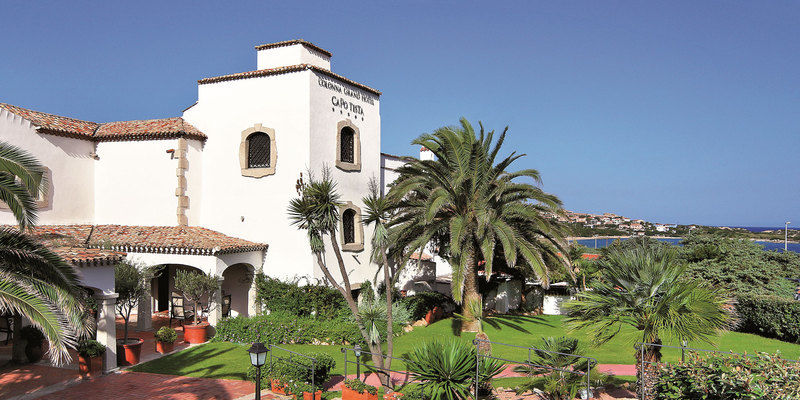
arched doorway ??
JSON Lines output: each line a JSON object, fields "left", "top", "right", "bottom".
{"left": 221, "top": 264, "right": 255, "bottom": 318}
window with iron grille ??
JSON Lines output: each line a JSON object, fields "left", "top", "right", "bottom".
{"left": 247, "top": 132, "right": 270, "bottom": 168}
{"left": 340, "top": 127, "right": 355, "bottom": 164}
{"left": 342, "top": 209, "right": 356, "bottom": 244}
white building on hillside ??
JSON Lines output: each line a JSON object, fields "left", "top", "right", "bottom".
{"left": 0, "top": 40, "right": 420, "bottom": 371}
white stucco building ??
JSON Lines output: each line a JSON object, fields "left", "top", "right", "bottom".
{"left": 0, "top": 40, "right": 421, "bottom": 372}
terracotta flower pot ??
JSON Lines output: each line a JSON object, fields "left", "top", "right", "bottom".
{"left": 155, "top": 341, "right": 174, "bottom": 354}
{"left": 183, "top": 322, "right": 209, "bottom": 344}
{"left": 302, "top": 390, "right": 322, "bottom": 400}
{"left": 363, "top": 391, "right": 379, "bottom": 400}
{"left": 271, "top": 380, "right": 287, "bottom": 394}
{"left": 116, "top": 338, "right": 144, "bottom": 366}
{"left": 342, "top": 387, "right": 360, "bottom": 400}
{"left": 384, "top": 392, "right": 404, "bottom": 400}
{"left": 78, "top": 354, "right": 103, "bottom": 375}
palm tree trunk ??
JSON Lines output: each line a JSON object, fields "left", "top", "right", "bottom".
{"left": 636, "top": 336, "right": 662, "bottom": 399}
{"left": 381, "top": 244, "right": 394, "bottom": 372}
{"left": 324, "top": 237, "right": 391, "bottom": 387}
{"left": 461, "top": 250, "right": 481, "bottom": 332}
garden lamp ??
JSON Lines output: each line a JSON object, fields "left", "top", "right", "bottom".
{"left": 248, "top": 342, "right": 269, "bottom": 400}
{"left": 354, "top": 344, "right": 362, "bottom": 379}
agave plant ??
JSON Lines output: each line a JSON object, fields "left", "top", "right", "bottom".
{"left": 406, "top": 340, "right": 502, "bottom": 400}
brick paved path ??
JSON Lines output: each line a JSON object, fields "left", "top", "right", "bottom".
{"left": 36, "top": 371, "right": 259, "bottom": 400}
{"left": 0, "top": 364, "right": 83, "bottom": 399}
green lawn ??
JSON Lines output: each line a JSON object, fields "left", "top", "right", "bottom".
{"left": 131, "top": 315, "right": 800, "bottom": 380}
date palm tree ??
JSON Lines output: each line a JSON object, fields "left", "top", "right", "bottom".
{"left": 388, "top": 118, "right": 570, "bottom": 331}
{"left": 0, "top": 141, "right": 90, "bottom": 365}
{"left": 564, "top": 242, "right": 728, "bottom": 389}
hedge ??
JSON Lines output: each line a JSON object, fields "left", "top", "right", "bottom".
{"left": 655, "top": 352, "right": 800, "bottom": 399}
{"left": 736, "top": 295, "right": 800, "bottom": 343}
{"left": 254, "top": 275, "right": 347, "bottom": 319}
{"left": 401, "top": 291, "right": 457, "bottom": 321}
{"left": 212, "top": 311, "right": 363, "bottom": 345}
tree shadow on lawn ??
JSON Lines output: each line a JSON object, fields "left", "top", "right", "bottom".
{"left": 131, "top": 345, "right": 248, "bottom": 381}
{"left": 450, "top": 314, "right": 553, "bottom": 336}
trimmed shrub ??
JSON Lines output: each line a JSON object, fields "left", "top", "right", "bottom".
{"left": 154, "top": 327, "right": 178, "bottom": 343}
{"left": 736, "top": 294, "right": 800, "bottom": 343}
{"left": 655, "top": 352, "right": 800, "bottom": 399}
{"left": 212, "top": 311, "right": 362, "bottom": 345}
{"left": 343, "top": 379, "right": 378, "bottom": 395}
{"left": 401, "top": 291, "right": 457, "bottom": 321}
{"left": 76, "top": 339, "right": 105, "bottom": 358}
{"left": 247, "top": 352, "right": 336, "bottom": 388}
{"left": 255, "top": 275, "right": 347, "bottom": 319}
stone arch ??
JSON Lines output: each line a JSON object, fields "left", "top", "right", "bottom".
{"left": 239, "top": 124, "right": 277, "bottom": 177}
{"left": 221, "top": 263, "right": 256, "bottom": 318}
{"left": 338, "top": 201, "right": 364, "bottom": 252}
{"left": 336, "top": 120, "right": 361, "bottom": 171}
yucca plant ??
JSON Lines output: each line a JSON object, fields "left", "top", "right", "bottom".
{"left": 513, "top": 337, "right": 599, "bottom": 400}
{"left": 406, "top": 340, "right": 502, "bottom": 400}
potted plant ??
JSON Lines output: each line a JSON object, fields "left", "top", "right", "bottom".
{"left": 115, "top": 261, "right": 153, "bottom": 365}
{"left": 154, "top": 326, "right": 177, "bottom": 354}
{"left": 77, "top": 339, "right": 105, "bottom": 375}
{"left": 343, "top": 379, "right": 378, "bottom": 400}
{"left": 20, "top": 326, "right": 46, "bottom": 363}
{"left": 287, "top": 381, "right": 322, "bottom": 400}
{"left": 174, "top": 269, "right": 220, "bottom": 344}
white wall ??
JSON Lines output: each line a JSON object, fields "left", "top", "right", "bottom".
{"left": 183, "top": 71, "right": 316, "bottom": 280}
{"left": 257, "top": 44, "right": 331, "bottom": 70}
{"left": 0, "top": 108, "right": 95, "bottom": 225}
{"left": 75, "top": 264, "right": 116, "bottom": 296}
{"left": 184, "top": 139, "right": 204, "bottom": 225}
{"left": 94, "top": 139, "right": 180, "bottom": 226}
{"left": 309, "top": 70, "right": 381, "bottom": 285}
{"left": 380, "top": 154, "right": 404, "bottom": 196}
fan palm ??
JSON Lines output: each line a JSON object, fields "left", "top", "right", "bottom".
{"left": 0, "top": 141, "right": 91, "bottom": 365}
{"left": 389, "top": 118, "right": 570, "bottom": 331}
{"left": 564, "top": 242, "right": 728, "bottom": 386}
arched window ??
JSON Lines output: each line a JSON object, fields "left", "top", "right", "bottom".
{"left": 336, "top": 121, "right": 361, "bottom": 171}
{"left": 240, "top": 124, "right": 276, "bottom": 178}
{"left": 342, "top": 208, "right": 356, "bottom": 244}
{"left": 339, "top": 201, "right": 364, "bottom": 251}
{"left": 247, "top": 132, "right": 270, "bottom": 168}
{"left": 340, "top": 127, "right": 355, "bottom": 164}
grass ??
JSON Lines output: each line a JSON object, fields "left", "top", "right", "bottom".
{"left": 131, "top": 315, "right": 800, "bottom": 381}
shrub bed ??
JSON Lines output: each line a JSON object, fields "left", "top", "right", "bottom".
{"left": 736, "top": 294, "right": 800, "bottom": 343}
{"left": 655, "top": 352, "right": 800, "bottom": 399}
{"left": 255, "top": 275, "right": 347, "bottom": 319}
{"left": 401, "top": 291, "right": 456, "bottom": 321}
{"left": 247, "top": 352, "right": 336, "bottom": 388}
{"left": 212, "top": 311, "right": 362, "bottom": 345}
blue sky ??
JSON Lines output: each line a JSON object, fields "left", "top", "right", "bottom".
{"left": 1, "top": 1, "right": 798, "bottom": 226}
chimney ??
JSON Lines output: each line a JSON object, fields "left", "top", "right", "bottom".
{"left": 420, "top": 146, "right": 434, "bottom": 161}
{"left": 255, "top": 40, "right": 331, "bottom": 70}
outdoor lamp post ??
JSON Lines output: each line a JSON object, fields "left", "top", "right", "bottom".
{"left": 354, "top": 344, "right": 362, "bottom": 380}
{"left": 248, "top": 342, "right": 269, "bottom": 400}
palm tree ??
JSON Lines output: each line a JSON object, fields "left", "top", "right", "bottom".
{"left": 564, "top": 242, "right": 728, "bottom": 388}
{"left": 0, "top": 141, "right": 91, "bottom": 365}
{"left": 288, "top": 169, "right": 392, "bottom": 386}
{"left": 389, "top": 118, "right": 570, "bottom": 331}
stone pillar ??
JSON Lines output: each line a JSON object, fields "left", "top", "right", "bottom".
{"left": 207, "top": 278, "right": 224, "bottom": 326}
{"left": 136, "top": 284, "right": 153, "bottom": 331}
{"left": 95, "top": 293, "right": 119, "bottom": 373}
{"left": 247, "top": 275, "right": 258, "bottom": 317}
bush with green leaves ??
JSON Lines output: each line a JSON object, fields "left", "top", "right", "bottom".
{"left": 735, "top": 294, "right": 800, "bottom": 343}
{"left": 154, "top": 326, "right": 178, "bottom": 343}
{"left": 174, "top": 269, "right": 221, "bottom": 325}
{"left": 513, "top": 337, "right": 602, "bottom": 400}
{"left": 213, "top": 312, "right": 363, "bottom": 345}
{"left": 247, "top": 351, "right": 336, "bottom": 388}
{"left": 344, "top": 379, "right": 378, "bottom": 395}
{"left": 20, "top": 325, "right": 45, "bottom": 347}
{"left": 76, "top": 339, "right": 105, "bottom": 358}
{"left": 254, "top": 274, "right": 347, "bottom": 319}
{"left": 401, "top": 291, "right": 457, "bottom": 321}
{"left": 357, "top": 297, "right": 411, "bottom": 345}
{"left": 406, "top": 340, "right": 503, "bottom": 400}
{"left": 654, "top": 352, "right": 800, "bottom": 399}
{"left": 116, "top": 261, "right": 155, "bottom": 344}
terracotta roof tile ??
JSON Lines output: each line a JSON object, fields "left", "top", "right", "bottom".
{"left": 0, "top": 103, "right": 99, "bottom": 138}
{"left": 410, "top": 252, "right": 433, "bottom": 261}
{"left": 0, "top": 103, "right": 206, "bottom": 142}
{"left": 23, "top": 224, "right": 268, "bottom": 255}
{"left": 94, "top": 117, "right": 206, "bottom": 141}
{"left": 52, "top": 247, "right": 126, "bottom": 266}
{"left": 198, "top": 64, "right": 381, "bottom": 95}
{"left": 254, "top": 39, "right": 332, "bottom": 58}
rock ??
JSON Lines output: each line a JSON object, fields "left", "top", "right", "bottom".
{"left": 412, "top": 319, "right": 428, "bottom": 327}
{"left": 403, "top": 325, "right": 414, "bottom": 332}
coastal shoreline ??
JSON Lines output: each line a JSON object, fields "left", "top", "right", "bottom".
{"left": 567, "top": 235, "right": 800, "bottom": 244}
